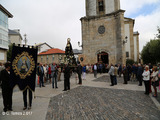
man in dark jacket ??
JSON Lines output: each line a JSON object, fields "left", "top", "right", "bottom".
{"left": 0, "top": 62, "right": 5, "bottom": 87}
{"left": 122, "top": 65, "right": 128, "bottom": 84}
{"left": 137, "top": 63, "right": 143, "bottom": 86}
{"left": 118, "top": 64, "right": 122, "bottom": 77}
{"left": 51, "top": 63, "right": 58, "bottom": 88}
{"left": 131, "top": 64, "right": 136, "bottom": 80}
{"left": 37, "top": 63, "right": 45, "bottom": 87}
{"left": 127, "top": 64, "right": 132, "bottom": 81}
{"left": 1, "top": 62, "right": 13, "bottom": 112}
{"left": 63, "top": 64, "right": 71, "bottom": 91}
{"left": 77, "top": 63, "right": 82, "bottom": 84}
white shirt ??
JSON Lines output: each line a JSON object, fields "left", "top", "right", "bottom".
{"left": 151, "top": 71, "right": 159, "bottom": 81}
{"left": 108, "top": 66, "right": 114, "bottom": 76}
{"left": 142, "top": 70, "right": 150, "bottom": 81}
{"left": 94, "top": 65, "right": 97, "bottom": 70}
{"left": 43, "top": 66, "right": 47, "bottom": 74}
{"left": 86, "top": 65, "right": 89, "bottom": 70}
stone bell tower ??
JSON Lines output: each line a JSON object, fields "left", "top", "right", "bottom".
{"left": 80, "top": 0, "right": 126, "bottom": 65}
{"left": 86, "top": 0, "right": 120, "bottom": 16}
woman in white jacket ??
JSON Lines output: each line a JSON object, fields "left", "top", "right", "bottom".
{"left": 142, "top": 65, "right": 150, "bottom": 95}
{"left": 151, "top": 66, "right": 159, "bottom": 97}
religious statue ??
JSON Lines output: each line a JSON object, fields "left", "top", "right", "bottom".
{"left": 65, "top": 38, "right": 77, "bottom": 67}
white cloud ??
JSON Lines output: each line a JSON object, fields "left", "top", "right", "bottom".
{"left": 134, "top": 6, "right": 160, "bottom": 51}
{"left": 121, "top": 0, "right": 159, "bottom": 16}
{"left": 3, "top": 0, "right": 85, "bottom": 49}
{"left": 2, "top": 0, "right": 160, "bottom": 52}
{"left": 120, "top": 0, "right": 160, "bottom": 51}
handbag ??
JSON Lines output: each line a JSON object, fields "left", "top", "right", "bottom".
{"left": 151, "top": 77, "right": 155, "bottom": 82}
{"left": 155, "top": 80, "right": 159, "bottom": 87}
{"left": 152, "top": 78, "right": 159, "bottom": 87}
{"left": 152, "top": 81, "right": 159, "bottom": 87}
{"left": 158, "top": 70, "right": 160, "bottom": 78}
{"left": 158, "top": 73, "right": 160, "bottom": 78}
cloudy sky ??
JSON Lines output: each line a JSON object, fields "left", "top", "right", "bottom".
{"left": 1, "top": 0, "right": 160, "bottom": 51}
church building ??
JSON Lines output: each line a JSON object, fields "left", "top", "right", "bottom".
{"left": 79, "top": 0, "right": 139, "bottom": 65}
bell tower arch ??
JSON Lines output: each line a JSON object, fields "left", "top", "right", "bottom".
{"left": 97, "top": 0, "right": 106, "bottom": 15}
{"left": 86, "top": 0, "right": 120, "bottom": 17}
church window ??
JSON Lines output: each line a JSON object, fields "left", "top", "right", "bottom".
{"left": 98, "top": 0, "right": 104, "bottom": 12}
{"left": 46, "top": 55, "right": 48, "bottom": 62}
{"left": 52, "top": 55, "right": 54, "bottom": 61}
{"left": 126, "top": 52, "right": 129, "bottom": 58}
{"left": 98, "top": 25, "right": 105, "bottom": 34}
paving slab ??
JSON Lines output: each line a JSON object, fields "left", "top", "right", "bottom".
{"left": 93, "top": 75, "right": 138, "bottom": 85}
{"left": 46, "top": 86, "right": 160, "bottom": 120}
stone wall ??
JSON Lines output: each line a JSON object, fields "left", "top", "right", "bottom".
{"left": 124, "top": 18, "right": 134, "bottom": 60}
{"left": 37, "top": 54, "right": 65, "bottom": 64}
{"left": 124, "top": 23, "right": 131, "bottom": 59}
{"left": 129, "top": 20, "right": 134, "bottom": 61}
{"left": 114, "top": 0, "right": 120, "bottom": 11}
{"left": 105, "top": 0, "right": 115, "bottom": 14}
{"left": 9, "top": 35, "right": 22, "bottom": 45}
{"left": 81, "top": 10, "right": 126, "bottom": 65}
{"left": 86, "top": 0, "right": 97, "bottom": 17}
{"left": 133, "top": 33, "right": 140, "bottom": 62}
{"left": 115, "top": 11, "right": 126, "bottom": 65}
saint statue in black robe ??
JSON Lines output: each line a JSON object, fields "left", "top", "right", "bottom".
{"left": 65, "top": 38, "right": 77, "bottom": 67}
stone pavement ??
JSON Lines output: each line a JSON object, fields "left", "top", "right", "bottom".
{"left": 0, "top": 73, "right": 160, "bottom": 120}
{"left": 46, "top": 86, "right": 160, "bottom": 120}
{"left": 93, "top": 75, "right": 137, "bottom": 84}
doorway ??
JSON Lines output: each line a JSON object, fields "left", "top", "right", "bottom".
{"left": 97, "top": 52, "right": 109, "bottom": 64}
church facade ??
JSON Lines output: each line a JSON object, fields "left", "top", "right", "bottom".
{"left": 79, "top": 0, "right": 139, "bottom": 65}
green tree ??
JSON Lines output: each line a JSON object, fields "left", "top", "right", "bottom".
{"left": 141, "top": 27, "right": 160, "bottom": 64}
{"left": 156, "top": 26, "right": 160, "bottom": 39}
{"left": 7, "top": 44, "right": 13, "bottom": 61}
{"left": 126, "top": 59, "right": 135, "bottom": 65}
{"left": 149, "top": 40, "right": 160, "bottom": 63}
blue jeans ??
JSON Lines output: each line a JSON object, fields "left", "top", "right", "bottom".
{"left": 52, "top": 76, "right": 57, "bottom": 88}
{"left": 114, "top": 75, "right": 117, "bottom": 85}
{"left": 110, "top": 75, "right": 114, "bottom": 85}
{"left": 39, "top": 75, "right": 44, "bottom": 87}
{"left": 94, "top": 70, "right": 97, "bottom": 78}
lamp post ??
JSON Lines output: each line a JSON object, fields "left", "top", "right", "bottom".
{"left": 24, "top": 34, "right": 27, "bottom": 46}
{"left": 123, "top": 36, "right": 128, "bottom": 45}
{"left": 78, "top": 41, "right": 83, "bottom": 48}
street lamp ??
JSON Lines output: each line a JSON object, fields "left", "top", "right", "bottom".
{"left": 123, "top": 36, "right": 128, "bottom": 45}
{"left": 78, "top": 41, "right": 83, "bottom": 48}
{"left": 24, "top": 34, "right": 27, "bottom": 46}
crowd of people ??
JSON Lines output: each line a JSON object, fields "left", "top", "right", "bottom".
{"left": 108, "top": 63, "right": 160, "bottom": 97}
{"left": 38, "top": 62, "right": 160, "bottom": 98}
{"left": 0, "top": 61, "right": 160, "bottom": 112}
{"left": 35, "top": 63, "right": 111, "bottom": 89}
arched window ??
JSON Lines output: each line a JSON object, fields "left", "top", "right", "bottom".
{"left": 98, "top": 0, "right": 104, "bottom": 12}
{"left": 46, "top": 55, "right": 48, "bottom": 62}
